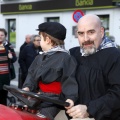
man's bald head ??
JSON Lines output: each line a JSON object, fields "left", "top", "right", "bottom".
{"left": 25, "top": 34, "right": 31, "bottom": 43}
{"left": 78, "top": 14, "right": 102, "bottom": 28}
{"left": 77, "top": 14, "right": 104, "bottom": 56}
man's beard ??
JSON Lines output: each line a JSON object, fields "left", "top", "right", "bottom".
{"left": 81, "top": 41, "right": 96, "bottom": 56}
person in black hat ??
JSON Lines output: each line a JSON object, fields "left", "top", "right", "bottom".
{"left": 22, "top": 22, "right": 78, "bottom": 120}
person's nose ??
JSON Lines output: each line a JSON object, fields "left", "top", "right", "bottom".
{"left": 84, "top": 33, "right": 89, "bottom": 41}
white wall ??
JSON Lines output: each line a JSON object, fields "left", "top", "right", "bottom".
{"left": 0, "top": 14, "right": 5, "bottom": 28}
{"left": 112, "top": 8, "right": 120, "bottom": 45}
{"left": 86, "top": 8, "right": 120, "bottom": 45}
{"left": 0, "top": 8, "right": 120, "bottom": 52}
{"left": 61, "top": 11, "right": 79, "bottom": 50}
{"left": 1, "top": 11, "right": 79, "bottom": 52}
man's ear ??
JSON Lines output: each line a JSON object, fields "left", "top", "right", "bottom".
{"left": 101, "top": 27, "right": 105, "bottom": 38}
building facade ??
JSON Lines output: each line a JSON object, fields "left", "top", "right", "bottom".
{"left": 0, "top": 0, "right": 120, "bottom": 52}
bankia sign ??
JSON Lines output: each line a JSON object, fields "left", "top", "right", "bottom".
{"left": 1, "top": 0, "right": 113, "bottom": 14}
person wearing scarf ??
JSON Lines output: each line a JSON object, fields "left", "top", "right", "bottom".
{"left": 22, "top": 22, "right": 78, "bottom": 120}
{"left": 68, "top": 14, "right": 120, "bottom": 120}
{"left": 0, "top": 28, "right": 17, "bottom": 105}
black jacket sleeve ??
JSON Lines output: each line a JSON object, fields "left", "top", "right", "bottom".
{"left": 87, "top": 54, "right": 120, "bottom": 120}
{"left": 22, "top": 56, "right": 39, "bottom": 91}
{"left": 4, "top": 42, "right": 17, "bottom": 63}
{"left": 60, "top": 55, "right": 78, "bottom": 102}
{"left": 19, "top": 46, "right": 28, "bottom": 78}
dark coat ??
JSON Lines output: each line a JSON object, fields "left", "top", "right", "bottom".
{"left": 23, "top": 51, "right": 78, "bottom": 102}
{"left": 18, "top": 42, "right": 27, "bottom": 64}
{"left": 4, "top": 41, "right": 17, "bottom": 63}
{"left": 19, "top": 43, "right": 42, "bottom": 79}
{"left": 70, "top": 47, "right": 120, "bottom": 120}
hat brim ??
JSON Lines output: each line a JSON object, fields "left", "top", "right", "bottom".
{"left": 36, "top": 29, "right": 40, "bottom": 31}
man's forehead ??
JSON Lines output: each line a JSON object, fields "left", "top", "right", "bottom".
{"left": 78, "top": 20, "right": 101, "bottom": 32}
{"left": 78, "top": 24, "right": 96, "bottom": 32}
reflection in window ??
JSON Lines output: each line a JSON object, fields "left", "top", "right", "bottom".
{"left": 8, "top": 19, "right": 16, "bottom": 48}
{"left": 72, "top": 26, "right": 78, "bottom": 38}
{"left": 98, "top": 15, "right": 109, "bottom": 36}
{"left": 46, "top": 17, "right": 59, "bottom": 22}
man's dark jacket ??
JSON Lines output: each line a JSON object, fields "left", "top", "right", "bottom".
{"left": 19, "top": 43, "right": 42, "bottom": 80}
{"left": 70, "top": 47, "right": 120, "bottom": 120}
{"left": 18, "top": 42, "right": 27, "bottom": 64}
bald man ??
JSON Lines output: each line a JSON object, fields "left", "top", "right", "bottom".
{"left": 18, "top": 34, "right": 32, "bottom": 88}
{"left": 68, "top": 14, "right": 120, "bottom": 120}
{"left": 19, "top": 34, "right": 31, "bottom": 56}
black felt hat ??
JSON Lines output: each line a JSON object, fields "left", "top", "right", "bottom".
{"left": 36, "top": 22, "right": 66, "bottom": 41}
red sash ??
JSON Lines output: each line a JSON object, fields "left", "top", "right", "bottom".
{"left": 39, "top": 81, "right": 62, "bottom": 94}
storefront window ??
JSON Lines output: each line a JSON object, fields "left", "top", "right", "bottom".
{"left": 98, "top": 15, "right": 109, "bottom": 36}
{"left": 8, "top": 19, "right": 16, "bottom": 48}
{"left": 46, "top": 17, "right": 59, "bottom": 22}
{"left": 72, "top": 26, "right": 78, "bottom": 38}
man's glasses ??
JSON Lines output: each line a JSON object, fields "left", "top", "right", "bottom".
{"left": 35, "top": 39, "right": 41, "bottom": 41}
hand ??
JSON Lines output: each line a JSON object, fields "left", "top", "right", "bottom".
{"left": 8, "top": 50, "right": 13, "bottom": 59}
{"left": 22, "top": 87, "right": 30, "bottom": 99}
{"left": 66, "top": 104, "right": 89, "bottom": 119}
{"left": 22, "top": 87, "right": 30, "bottom": 91}
{"left": 65, "top": 99, "right": 74, "bottom": 109}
